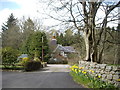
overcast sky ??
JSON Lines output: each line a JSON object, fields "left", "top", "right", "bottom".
{"left": 0, "top": 0, "right": 61, "bottom": 31}
{"left": 0, "top": 0, "right": 119, "bottom": 32}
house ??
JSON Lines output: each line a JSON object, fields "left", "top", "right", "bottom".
{"left": 53, "top": 45, "right": 75, "bottom": 57}
{"left": 50, "top": 33, "right": 76, "bottom": 61}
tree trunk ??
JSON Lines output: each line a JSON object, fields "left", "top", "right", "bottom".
{"left": 84, "top": 31, "right": 91, "bottom": 61}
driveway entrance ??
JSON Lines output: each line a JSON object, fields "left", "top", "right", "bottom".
{"left": 2, "top": 64, "right": 86, "bottom": 88}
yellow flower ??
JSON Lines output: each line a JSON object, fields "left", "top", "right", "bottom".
{"left": 72, "top": 68, "right": 74, "bottom": 71}
{"left": 92, "top": 70, "right": 94, "bottom": 73}
{"left": 79, "top": 67, "right": 82, "bottom": 69}
{"left": 83, "top": 72, "right": 87, "bottom": 74}
{"left": 82, "top": 67, "right": 84, "bottom": 69}
{"left": 78, "top": 70, "right": 81, "bottom": 72}
{"left": 75, "top": 69, "right": 78, "bottom": 73}
{"left": 82, "top": 71, "right": 84, "bottom": 73}
{"left": 72, "top": 65, "right": 78, "bottom": 69}
{"left": 79, "top": 67, "right": 84, "bottom": 69}
{"left": 95, "top": 74, "right": 98, "bottom": 76}
{"left": 117, "top": 79, "right": 120, "bottom": 82}
{"left": 79, "top": 67, "right": 81, "bottom": 69}
{"left": 98, "top": 76, "right": 101, "bottom": 78}
{"left": 89, "top": 70, "right": 94, "bottom": 73}
{"left": 82, "top": 71, "right": 87, "bottom": 74}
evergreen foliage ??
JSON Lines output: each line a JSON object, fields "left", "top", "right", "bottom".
{"left": 2, "top": 47, "right": 19, "bottom": 67}
{"left": 21, "top": 31, "right": 50, "bottom": 62}
{"left": 2, "top": 13, "right": 21, "bottom": 49}
{"left": 2, "top": 13, "right": 16, "bottom": 31}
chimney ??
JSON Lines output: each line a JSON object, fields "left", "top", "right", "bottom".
{"left": 51, "top": 32, "right": 57, "bottom": 45}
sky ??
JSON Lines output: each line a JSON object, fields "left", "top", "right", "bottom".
{"left": 0, "top": 0, "right": 119, "bottom": 32}
{"left": 0, "top": 1, "right": 20, "bottom": 10}
{"left": 0, "top": 0, "right": 60, "bottom": 31}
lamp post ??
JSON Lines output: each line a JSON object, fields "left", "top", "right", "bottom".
{"left": 42, "top": 36, "right": 44, "bottom": 62}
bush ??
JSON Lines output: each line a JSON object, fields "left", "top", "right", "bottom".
{"left": 34, "top": 57, "right": 41, "bottom": 62}
{"left": 20, "top": 57, "right": 30, "bottom": 65}
{"left": 48, "top": 59, "right": 68, "bottom": 64}
{"left": 2, "top": 47, "right": 19, "bottom": 67}
{"left": 62, "top": 60, "right": 68, "bottom": 64}
{"left": 24, "top": 61, "right": 41, "bottom": 71}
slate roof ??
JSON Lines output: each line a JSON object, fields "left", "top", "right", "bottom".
{"left": 53, "top": 45, "right": 75, "bottom": 53}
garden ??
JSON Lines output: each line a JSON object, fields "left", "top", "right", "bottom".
{"left": 1, "top": 47, "right": 48, "bottom": 72}
{"left": 1, "top": 27, "right": 50, "bottom": 72}
{"left": 70, "top": 65, "right": 120, "bottom": 89}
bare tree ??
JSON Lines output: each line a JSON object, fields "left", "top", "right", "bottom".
{"left": 40, "top": 0, "right": 120, "bottom": 63}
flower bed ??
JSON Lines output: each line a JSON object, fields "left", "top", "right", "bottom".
{"left": 70, "top": 65, "right": 119, "bottom": 89}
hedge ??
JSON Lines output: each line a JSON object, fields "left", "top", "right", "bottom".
{"left": 24, "top": 61, "right": 41, "bottom": 71}
{"left": 48, "top": 60, "right": 68, "bottom": 64}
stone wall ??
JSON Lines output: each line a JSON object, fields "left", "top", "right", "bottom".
{"left": 79, "top": 61, "right": 120, "bottom": 87}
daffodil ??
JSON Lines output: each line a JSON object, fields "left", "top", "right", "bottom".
{"left": 82, "top": 67, "right": 84, "bottom": 69}
{"left": 98, "top": 76, "right": 101, "bottom": 78}
{"left": 95, "top": 74, "right": 98, "bottom": 76}
{"left": 79, "top": 67, "right": 84, "bottom": 69}
{"left": 82, "top": 71, "right": 84, "bottom": 73}
{"left": 75, "top": 69, "right": 78, "bottom": 73}
{"left": 72, "top": 68, "right": 74, "bottom": 71}
{"left": 92, "top": 70, "right": 94, "bottom": 73}
{"left": 78, "top": 70, "right": 81, "bottom": 72}
{"left": 117, "top": 79, "right": 120, "bottom": 82}
{"left": 89, "top": 70, "right": 92, "bottom": 72}
{"left": 79, "top": 67, "right": 82, "bottom": 69}
{"left": 83, "top": 71, "right": 87, "bottom": 74}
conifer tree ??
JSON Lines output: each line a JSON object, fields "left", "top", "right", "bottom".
{"left": 2, "top": 13, "right": 21, "bottom": 49}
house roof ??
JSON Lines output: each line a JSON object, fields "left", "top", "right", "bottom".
{"left": 64, "top": 46, "right": 75, "bottom": 52}
{"left": 53, "top": 45, "right": 75, "bottom": 53}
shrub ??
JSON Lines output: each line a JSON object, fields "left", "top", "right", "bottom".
{"left": 24, "top": 61, "right": 41, "bottom": 71}
{"left": 48, "top": 59, "right": 68, "bottom": 64}
{"left": 2, "top": 47, "right": 19, "bottom": 67}
{"left": 34, "top": 57, "right": 41, "bottom": 62}
{"left": 62, "top": 60, "right": 68, "bottom": 64}
{"left": 20, "top": 57, "right": 30, "bottom": 65}
{"left": 43, "top": 54, "right": 51, "bottom": 62}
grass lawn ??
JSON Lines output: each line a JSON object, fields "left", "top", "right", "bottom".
{"left": 70, "top": 71, "right": 89, "bottom": 88}
{"left": 70, "top": 71, "right": 118, "bottom": 89}
{"left": 1, "top": 64, "right": 24, "bottom": 70}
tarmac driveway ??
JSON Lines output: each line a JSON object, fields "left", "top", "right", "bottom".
{"left": 2, "top": 64, "right": 85, "bottom": 88}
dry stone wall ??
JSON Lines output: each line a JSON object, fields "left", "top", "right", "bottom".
{"left": 79, "top": 61, "right": 120, "bottom": 87}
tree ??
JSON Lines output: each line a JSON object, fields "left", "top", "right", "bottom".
{"left": 2, "top": 13, "right": 16, "bottom": 31}
{"left": 21, "top": 18, "right": 35, "bottom": 42}
{"left": 21, "top": 31, "right": 50, "bottom": 62}
{"left": 2, "top": 13, "right": 21, "bottom": 49}
{"left": 64, "top": 29, "right": 73, "bottom": 46}
{"left": 56, "top": 33, "right": 64, "bottom": 45}
{"left": 2, "top": 47, "right": 19, "bottom": 67}
{"left": 41, "top": 32, "right": 50, "bottom": 62}
{"left": 56, "top": 29, "right": 73, "bottom": 46}
{"left": 20, "top": 18, "right": 37, "bottom": 53}
{"left": 43, "top": 0, "right": 120, "bottom": 63}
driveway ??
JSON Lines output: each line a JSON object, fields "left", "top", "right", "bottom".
{"left": 2, "top": 64, "right": 86, "bottom": 88}
{"left": 40, "top": 64, "right": 70, "bottom": 72}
